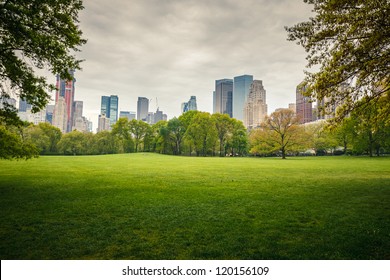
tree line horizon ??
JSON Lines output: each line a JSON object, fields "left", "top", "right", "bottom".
{"left": 2, "top": 103, "right": 389, "bottom": 160}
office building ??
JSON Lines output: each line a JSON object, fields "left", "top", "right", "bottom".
{"left": 100, "top": 95, "right": 118, "bottom": 126}
{"left": 137, "top": 97, "right": 149, "bottom": 121}
{"left": 243, "top": 80, "right": 267, "bottom": 129}
{"left": 181, "top": 96, "right": 197, "bottom": 114}
{"left": 296, "top": 82, "right": 313, "bottom": 124}
{"left": 214, "top": 79, "right": 233, "bottom": 117}
{"left": 108, "top": 95, "right": 118, "bottom": 125}
{"left": 53, "top": 96, "right": 68, "bottom": 133}
{"left": 119, "top": 111, "right": 136, "bottom": 121}
{"left": 45, "top": 105, "right": 54, "bottom": 124}
{"left": 53, "top": 70, "right": 75, "bottom": 132}
{"left": 97, "top": 114, "right": 111, "bottom": 132}
{"left": 233, "top": 75, "right": 253, "bottom": 121}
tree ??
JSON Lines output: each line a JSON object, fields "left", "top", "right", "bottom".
{"left": 38, "top": 122, "right": 62, "bottom": 153}
{"left": 305, "top": 121, "right": 338, "bottom": 155}
{"left": 153, "top": 120, "right": 171, "bottom": 154}
{"left": 229, "top": 119, "right": 248, "bottom": 156}
{"left": 167, "top": 117, "right": 185, "bottom": 155}
{"left": 111, "top": 118, "right": 134, "bottom": 153}
{"left": 58, "top": 130, "right": 88, "bottom": 155}
{"left": 186, "top": 112, "right": 217, "bottom": 156}
{"left": 286, "top": 0, "right": 390, "bottom": 122}
{"left": 0, "top": 0, "right": 86, "bottom": 115}
{"left": 179, "top": 110, "right": 200, "bottom": 155}
{"left": 91, "top": 130, "right": 118, "bottom": 155}
{"left": 0, "top": 124, "right": 38, "bottom": 159}
{"left": 251, "top": 109, "right": 307, "bottom": 159}
{"left": 24, "top": 124, "right": 50, "bottom": 154}
{"left": 212, "top": 113, "right": 234, "bottom": 156}
{"left": 349, "top": 96, "right": 390, "bottom": 156}
{"left": 333, "top": 117, "right": 356, "bottom": 154}
{"left": 129, "top": 119, "right": 150, "bottom": 152}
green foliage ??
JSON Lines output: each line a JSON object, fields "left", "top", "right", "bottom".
{"left": 167, "top": 117, "right": 185, "bottom": 155}
{"left": 212, "top": 113, "right": 234, "bottom": 156}
{"left": 286, "top": 0, "right": 390, "bottom": 122}
{"left": 129, "top": 119, "right": 150, "bottom": 152}
{"left": 305, "top": 122, "right": 338, "bottom": 155}
{"left": 111, "top": 118, "right": 134, "bottom": 153}
{"left": 58, "top": 130, "right": 90, "bottom": 155}
{"left": 24, "top": 122, "right": 62, "bottom": 154}
{"left": 186, "top": 112, "right": 217, "bottom": 156}
{"left": 90, "top": 130, "right": 118, "bottom": 155}
{"left": 0, "top": 0, "right": 86, "bottom": 114}
{"left": 0, "top": 124, "right": 38, "bottom": 160}
{"left": 1, "top": 154, "right": 389, "bottom": 259}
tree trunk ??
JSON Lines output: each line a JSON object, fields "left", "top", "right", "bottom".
{"left": 281, "top": 147, "right": 286, "bottom": 159}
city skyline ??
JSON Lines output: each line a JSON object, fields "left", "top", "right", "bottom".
{"left": 40, "top": 0, "right": 313, "bottom": 128}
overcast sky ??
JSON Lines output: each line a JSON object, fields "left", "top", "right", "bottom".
{"left": 55, "top": 0, "right": 314, "bottom": 128}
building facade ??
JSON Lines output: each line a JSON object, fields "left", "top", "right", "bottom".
{"left": 97, "top": 114, "right": 111, "bottom": 132}
{"left": 296, "top": 82, "right": 313, "bottom": 124}
{"left": 233, "top": 75, "right": 253, "bottom": 121}
{"left": 119, "top": 111, "right": 136, "bottom": 121}
{"left": 100, "top": 95, "right": 118, "bottom": 127}
{"left": 181, "top": 96, "right": 197, "bottom": 114}
{"left": 243, "top": 80, "right": 267, "bottom": 129}
{"left": 214, "top": 79, "right": 233, "bottom": 117}
{"left": 137, "top": 97, "right": 149, "bottom": 121}
{"left": 52, "top": 96, "right": 68, "bottom": 133}
{"left": 54, "top": 70, "right": 75, "bottom": 132}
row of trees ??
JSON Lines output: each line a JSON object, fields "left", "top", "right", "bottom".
{"left": 4, "top": 100, "right": 389, "bottom": 160}
{"left": 250, "top": 98, "right": 390, "bottom": 158}
{"left": 12, "top": 111, "right": 248, "bottom": 157}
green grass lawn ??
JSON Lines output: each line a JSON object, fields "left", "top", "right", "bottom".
{"left": 0, "top": 153, "right": 389, "bottom": 259}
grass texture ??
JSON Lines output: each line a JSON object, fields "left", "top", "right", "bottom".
{"left": 0, "top": 153, "right": 389, "bottom": 259}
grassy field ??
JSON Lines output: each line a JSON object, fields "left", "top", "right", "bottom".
{"left": 0, "top": 153, "right": 389, "bottom": 260}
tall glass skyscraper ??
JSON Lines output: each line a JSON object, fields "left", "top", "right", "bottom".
{"left": 214, "top": 79, "right": 233, "bottom": 117}
{"left": 109, "top": 95, "right": 118, "bottom": 125}
{"left": 100, "top": 95, "right": 119, "bottom": 126}
{"left": 233, "top": 74, "right": 253, "bottom": 121}
{"left": 137, "top": 97, "right": 149, "bottom": 121}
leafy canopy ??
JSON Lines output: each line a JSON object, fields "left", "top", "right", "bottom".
{"left": 286, "top": 0, "right": 390, "bottom": 122}
{"left": 0, "top": 0, "right": 86, "bottom": 115}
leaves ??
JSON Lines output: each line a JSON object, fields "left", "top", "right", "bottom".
{"left": 0, "top": 0, "right": 86, "bottom": 117}
{"left": 286, "top": 0, "right": 390, "bottom": 122}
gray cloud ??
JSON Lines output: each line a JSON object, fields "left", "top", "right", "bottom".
{"left": 67, "top": 0, "right": 313, "bottom": 128}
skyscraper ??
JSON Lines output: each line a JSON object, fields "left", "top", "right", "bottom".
{"left": 97, "top": 114, "right": 110, "bottom": 132}
{"left": 181, "top": 96, "right": 197, "bottom": 114}
{"left": 214, "top": 79, "right": 233, "bottom": 117}
{"left": 101, "top": 96, "right": 110, "bottom": 117}
{"left": 54, "top": 70, "right": 75, "bottom": 132}
{"left": 137, "top": 97, "right": 149, "bottom": 121}
{"left": 108, "top": 95, "right": 118, "bottom": 125}
{"left": 188, "top": 96, "right": 197, "bottom": 111}
{"left": 100, "top": 95, "right": 119, "bottom": 126}
{"left": 233, "top": 75, "right": 253, "bottom": 121}
{"left": 296, "top": 82, "right": 313, "bottom": 124}
{"left": 53, "top": 96, "right": 68, "bottom": 133}
{"left": 243, "top": 80, "right": 267, "bottom": 129}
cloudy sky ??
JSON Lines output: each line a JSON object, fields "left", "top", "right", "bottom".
{"left": 58, "top": 0, "right": 314, "bottom": 128}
